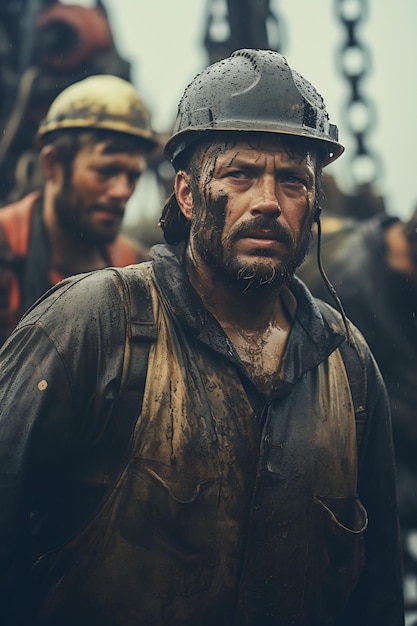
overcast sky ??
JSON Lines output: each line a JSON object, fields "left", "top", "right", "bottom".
{"left": 97, "top": 0, "right": 416, "bottom": 221}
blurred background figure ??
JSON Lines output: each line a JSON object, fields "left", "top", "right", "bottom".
{"left": 298, "top": 206, "right": 417, "bottom": 622}
{"left": 0, "top": 73, "right": 158, "bottom": 344}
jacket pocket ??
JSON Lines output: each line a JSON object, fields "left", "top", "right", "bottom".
{"left": 32, "top": 458, "right": 222, "bottom": 625}
{"left": 117, "top": 457, "right": 222, "bottom": 597}
{"left": 303, "top": 495, "right": 368, "bottom": 625}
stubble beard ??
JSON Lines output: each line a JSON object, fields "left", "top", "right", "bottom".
{"left": 54, "top": 180, "right": 119, "bottom": 246}
{"left": 190, "top": 193, "right": 314, "bottom": 293}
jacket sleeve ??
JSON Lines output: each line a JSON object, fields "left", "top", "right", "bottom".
{"left": 0, "top": 270, "right": 129, "bottom": 625}
{"left": 339, "top": 339, "right": 405, "bottom": 626}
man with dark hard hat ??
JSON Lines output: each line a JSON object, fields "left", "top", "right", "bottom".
{"left": 0, "top": 49, "right": 404, "bottom": 626}
{"left": 0, "top": 74, "right": 158, "bottom": 345}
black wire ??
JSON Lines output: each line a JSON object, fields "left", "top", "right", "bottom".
{"left": 316, "top": 213, "right": 353, "bottom": 345}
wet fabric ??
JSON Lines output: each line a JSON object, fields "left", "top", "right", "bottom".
{"left": 0, "top": 243, "right": 404, "bottom": 625}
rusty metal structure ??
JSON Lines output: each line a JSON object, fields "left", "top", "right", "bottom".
{"left": 0, "top": 0, "right": 132, "bottom": 204}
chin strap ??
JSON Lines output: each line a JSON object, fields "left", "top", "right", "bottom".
{"left": 314, "top": 207, "right": 353, "bottom": 345}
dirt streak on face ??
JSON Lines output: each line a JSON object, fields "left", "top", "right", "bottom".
{"left": 188, "top": 142, "right": 228, "bottom": 270}
{"left": 186, "top": 136, "right": 316, "bottom": 292}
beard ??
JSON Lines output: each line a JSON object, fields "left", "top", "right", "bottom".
{"left": 190, "top": 193, "right": 314, "bottom": 292}
{"left": 54, "top": 184, "right": 122, "bottom": 245}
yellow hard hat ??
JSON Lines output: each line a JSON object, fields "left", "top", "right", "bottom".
{"left": 36, "top": 74, "right": 158, "bottom": 151}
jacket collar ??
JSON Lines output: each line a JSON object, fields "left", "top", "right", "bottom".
{"left": 150, "top": 243, "right": 344, "bottom": 391}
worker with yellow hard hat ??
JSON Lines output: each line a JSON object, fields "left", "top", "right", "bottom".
{"left": 0, "top": 74, "right": 159, "bottom": 345}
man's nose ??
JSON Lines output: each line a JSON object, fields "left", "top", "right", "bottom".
{"left": 251, "top": 176, "right": 281, "bottom": 217}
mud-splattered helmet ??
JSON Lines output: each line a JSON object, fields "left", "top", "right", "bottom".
{"left": 164, "top": 48, "right": 344, "bottom": 167}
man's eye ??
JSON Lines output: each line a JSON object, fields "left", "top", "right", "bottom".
{"left": 97, "top": 168, "right": 115, "bottom": 178}
{"left": 228, "top": 170, "right": 248, "bottom": 179}
{"left": 282, "top": 175, "right": 307, "bottom": 186}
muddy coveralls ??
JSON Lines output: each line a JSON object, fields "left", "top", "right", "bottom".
{"left": 0, "top": 243, "right": 404, "bottom": 625}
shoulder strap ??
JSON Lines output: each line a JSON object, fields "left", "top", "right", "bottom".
{"left": 316, "top": 300, "right": 368, "bottom": 472}
{"left": 32, "top": 265, "right": 158, "bottom": 555}
{"left": 84, "top": 264, "right": 158, "bottom": 483}
{"left": 112, "top": 264, "right": 157, "bottom": 468}
{"left": 21, "top": 196, "right": 51, "bottom": 311}
{"left": 0, "top": 221, "right": 25, "bottom": 344}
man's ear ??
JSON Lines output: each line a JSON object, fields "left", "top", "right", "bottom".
{"left": 39, "top": 146, "right": 63, "bottom": 183}
{"left": 175, "top": 171, "right": 193, "bottom": 221}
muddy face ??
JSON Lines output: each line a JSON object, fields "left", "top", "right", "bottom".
{"left": 187, "top": 135, "right": 316, "bottom": 291}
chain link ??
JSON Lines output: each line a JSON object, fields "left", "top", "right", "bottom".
{"left": 334, "top": 0, "right": 382, "bottom": 185}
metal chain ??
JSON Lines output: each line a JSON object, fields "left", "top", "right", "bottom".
{"left": 334, "top": 0, "right": 382, "bottom": 186}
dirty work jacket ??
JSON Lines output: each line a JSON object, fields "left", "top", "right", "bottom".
{"left": 0, "top": 190, "right": 149, "bottom": 346}
{"left": 0, "top": 244, "right": 404, "bottom": 626}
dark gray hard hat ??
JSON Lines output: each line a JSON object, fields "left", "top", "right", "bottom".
{"left": 164, "top": 48, "right": 344, "bottom": 167}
